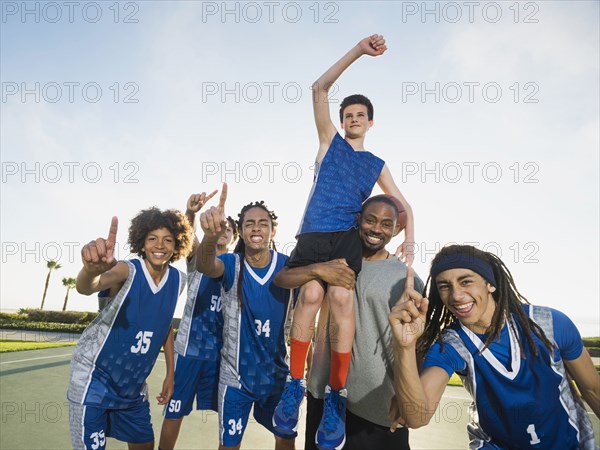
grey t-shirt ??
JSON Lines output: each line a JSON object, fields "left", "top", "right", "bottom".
{"left": 307, "top": 257, "right": 424, "bottom": 427}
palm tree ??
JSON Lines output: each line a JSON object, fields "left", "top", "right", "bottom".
{"left": 41, "top": 260, "right": 62, "bottom": 310}
{"left": 61, "top": 277, "right": 77, "bottom": 311}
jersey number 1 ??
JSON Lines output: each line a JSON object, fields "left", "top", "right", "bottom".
{"left": 527, "top": 424, "right": 541, "bottom": 445}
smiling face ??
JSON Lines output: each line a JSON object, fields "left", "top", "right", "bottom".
{"left": 435, "top": 268, "right": 497, "bottom": 333}
{"left": 142, "top": 227, "right": 175, "bottom": 267}
{"left": 240, "top": 207, "right": 274, "bottom": 251}
{"left": 358, "top": 201, "right": 399, "bottom": 254}
{"left": 341, "top": 104, "right": 373, "bottom": 139}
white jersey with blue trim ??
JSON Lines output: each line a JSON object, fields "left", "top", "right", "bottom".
{"left": 174, "top": 255, "right": 224, "bottom": 359}
{"left": 426, "top": 305, "right": 596, "bottom": 450}
{"left": 217, "top": 251, "right": 292, "bottom": 398}
{"left": 68, "top": 258, "right": 186, "bottom": 409}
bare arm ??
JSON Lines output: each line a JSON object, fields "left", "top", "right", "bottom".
{"left": 377, "top": 164, "right": 415, "bottom": 264}
{"left": 564, "top": 348, "right": 600, "bottom": 418}
{"left": 76, "top": 262, "right": 129, "bottom": 296}
{"left": 388, "top": 268, "right": 447, "bottom": 428}
{"left": 156, "top": 326, "right": 175, "bottom": 405}
{"left": 195, "top": 185, "right": 228, "bottom": 278}
{"left": 391, "top": 347, "right": 449, "bottom": 428}
{"left": 312, "top": 34, "right": 387, "bottom": 161}
{"left": 273, "top": 259, "right": 355, "bottom": 290}
{"left": 196, "top": 235, "right": 225, "bottom": 278}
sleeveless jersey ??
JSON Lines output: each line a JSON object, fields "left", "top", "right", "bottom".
{"left": 426, "top": 305, "right": 596, "bottom": 450}
{"left": 174, "top": 256, "right": 224, "bottom": 359}
{"left": 68, "top": 259, "right": 186, "bottom": 409}
{"left": 218, "top": 251, "right": 291, "bottom": 397}
{"left": 297, "top": 132, "right": 385, "bottom": 235}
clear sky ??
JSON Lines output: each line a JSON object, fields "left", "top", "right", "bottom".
{"left": 1, "top": 1, "right": 598, "bottom": 336}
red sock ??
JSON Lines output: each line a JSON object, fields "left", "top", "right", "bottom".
{"left": 329, "top": 350, "right": 352, "bottom": 390}
{"left": 290, "top": 338, "right": 311, "bottom": 379}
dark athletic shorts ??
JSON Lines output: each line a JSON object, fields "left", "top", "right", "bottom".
{"left": 304, "top": 392, "right": 410, "bottom": 450}
{"left": 286, "top": 229, "right": 362, "bottom": 276}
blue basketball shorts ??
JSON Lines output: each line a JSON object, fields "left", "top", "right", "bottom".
{"left": 218, "top": 382, "right": 297, "bottom": 447}
{"left": 69, "top": 400, "right": 153, "bottom": 450}
{"left": 163, "top": 353, "right": 220, "bottom": 420}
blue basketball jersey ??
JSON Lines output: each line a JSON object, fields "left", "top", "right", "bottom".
{"left": 217, "top": 251, "right": 291, "bottom": 398}
{"left": 297, "top": 132, "right": 385, "bottom": 235}
{"left": 68, "top": 259, "right": 186, "bottom": 409}
{"left": 174, "top": 256, "right": 224, "bottom": 360}
{"left": 424, "top": 305, "right": 596, "bottom": 450}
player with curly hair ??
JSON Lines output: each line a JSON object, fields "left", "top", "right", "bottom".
{"left": 68, "top": 208, "right": 193, "bottom": 450}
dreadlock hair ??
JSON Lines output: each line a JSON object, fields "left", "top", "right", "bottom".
{"left": 233, "top": 201, "right": 278, "bottom": 309}
{"left": 417, "top": 245, "right": 554, "bottom": 360}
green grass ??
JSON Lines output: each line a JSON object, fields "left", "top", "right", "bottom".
{"left": 0, "top": 339, "right": 76, "bottom": 353}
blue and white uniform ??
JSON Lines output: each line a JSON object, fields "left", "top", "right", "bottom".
{"left": 68, "top": 258, "right": 185, "bottom": 450}
{"left": 216, "top": 251, "right": 294, "bottom": 446}
{"left": 297, "top": 132, "right": 384, "bottom": 235}
{"left": 164, "top": 256, "right": 223, "bottom": 418}
{"left": 423, "top": 305, "right": 596, "bottom": 450}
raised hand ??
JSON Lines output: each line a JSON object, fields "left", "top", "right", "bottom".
{"left": 186, "top": 189, "right": 218, "bottom": 214}
{"left": 396, "top": 241, "right": 415, "bottom": 266}
{"left": 388, "top": 267, "right": 429, "bottom": 348}
{"left": 358, "top": 34, "right": 388, "bottom": 57}
{"left": 81, "top": 216, "right": 118, "bottom": 275}
{"left": 199, "top": 183, "right": 228, "bottom": 240}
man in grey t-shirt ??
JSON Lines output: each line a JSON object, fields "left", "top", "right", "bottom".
{"left": 275, "top": 195, "right": 423, "bottom": 450}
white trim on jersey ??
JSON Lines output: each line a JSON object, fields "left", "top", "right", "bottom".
{"left": 530, "top": 306, "right": 584, "bottom": 443}
{"left": 180, "top": 272, "right": 203, "bottom": 356}
{"left": 245, "top": 252, "right": 278, "bottom": 286}
{"left": 459, "top": 319, "right": 521, "bottom": 381}
{"left": 296, "top": 163, "right": 321, "bottom": 237}
{"left": 140, "top": 257, "right": 170, "bottom": 294}
{"left": 219, "top": 385, "right": 228, "bottom": 444}
{"left": 81, "top": 261, "right": 136, "bottom": 403}
{"left": 80, "top": 404, "right": 86, "bottom": 449}
{"left": 236, "top": 310, "right": 241, "bottom": 381}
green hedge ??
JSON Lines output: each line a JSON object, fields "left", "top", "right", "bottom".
{"left": 17, "top": 308, "right": 98, "bottom": 325}
{"left": 0, "top": 317, "right": 87, "bottom": 333}
{"left": 582, "top": 337, "right": 600, "bottom": 347}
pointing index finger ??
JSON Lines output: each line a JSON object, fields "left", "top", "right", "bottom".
{"left": 205, "top": 189, "right": 218, "bottom": 203}
{"left": 218, "top": 183, "right": 228, "bottom": 210}
{"left": 405, "top": 266, "right": 414, "bottom": 292}
{"left": 107, "top": 216, "right": 118, "bottom": 244}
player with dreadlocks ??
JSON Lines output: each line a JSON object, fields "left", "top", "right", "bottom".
{"left": 387, "top": 245, "right": 599, "bottom": 449}
{"left": 196, "top": 183, "right": 296, "bottom": 450}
